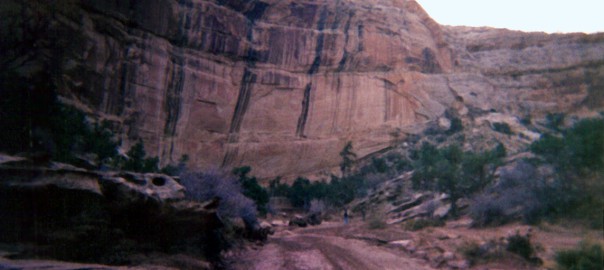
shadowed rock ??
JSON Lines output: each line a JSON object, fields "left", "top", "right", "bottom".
{"left": 0, "top": 155, "right": 223, "bottom": 264}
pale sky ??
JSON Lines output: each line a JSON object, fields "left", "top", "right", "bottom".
{"left": 416, "top": 0, "right": 604, "bottom": 33}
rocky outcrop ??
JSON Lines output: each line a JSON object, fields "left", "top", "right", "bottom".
{"left": 0, "top": 155, "right": 223, "bottom": 264}
{"left": 15, "top": 0, "right": 604, "bottom": 179}
{"left": 349, "top": 172, "right": 455, "bottom": 225}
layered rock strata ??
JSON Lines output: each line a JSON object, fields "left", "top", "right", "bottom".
{"left": 41, "top": 0, "right": 604, "bottom": 179}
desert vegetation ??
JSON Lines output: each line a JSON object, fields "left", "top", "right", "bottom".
{"left": 180, "top": 170, "right": 259, "bottom": 228}
{"left": 232, "top": 166, "right": 270, "bottom": 215}
{"left": 266, "top": 115, "right": 603, "bottom": 231}
{"left": 459, "top": 232, "right": 542, "bottom": 267}
{"left": 529, "top": 117, "right": 604, "bottom": 227}
{"left": 556, "top": 242, "right": 603, "bottom": 270}
{"left": 467, "top": 116, "right": 604, "bottom": 228}
{"left": 411, "top": 142, "right": 506, "bottom": 216}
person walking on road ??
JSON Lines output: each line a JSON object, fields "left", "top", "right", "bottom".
{"left": 343, "top": 209, "right": 349, "bottom": 225}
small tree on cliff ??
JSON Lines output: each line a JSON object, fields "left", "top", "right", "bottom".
{"left": 122, "top": 140, "right": 159, "bottom": 173}
{"left": 340, "top": 141, "right": 357, "bottom": 177}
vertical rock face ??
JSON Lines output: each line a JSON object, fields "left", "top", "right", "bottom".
{"left": 55, "top": 0, "right": 603, "bottom": 179}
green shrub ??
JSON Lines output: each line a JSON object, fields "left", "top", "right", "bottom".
{"left": 121, "top": 141, "right": 159, "bottom": 173}
{"left": 529, "top": 118, "right": 604, "bottom": 226}
{"left": 546, "top": 112, "right": 565, "bottom": 131}
{"left": 521, "top": 115, "right": 532, "bottom": 126}
{"left": 371, "top": 157, "right": 388, "bottom": 173}
{"left": 506, "top": 233, "right": 535, "bottom": 261}
{"left": 459, "top": 241, "right": 485, "bottom": 265}
{"left": 403, "top": 218, "right": 444, "bottom": 231}
{"left": 339, "top": 141, "right": 357, "bottom": 177}
{"left": 270, "top": 174, "right": 364, "bottom": 210}
{"left": 447, "top": 117, "right": 463, "bottom": 134}
{"left": 233, "top": 166, "right": 269, "bottom": 214}
{"left": 160, "top": 154, "right": 189, "bottom": 176}
{"left": 287, "top": 177, "right": 312, "bottom": 208}
{"left": 531, "top": 118, "right": 604, "bottom": 172}
{"left": 458, "top": 240, "right": 504, "bottom": 266}
{"left": 492, "top": 122, "right": 514, "bottom": 135}
{"left": 268, "top": 177, "right": 289, "bottom": 197}
{"left": 395, "top": 158, "right": 412, "bottom": 172}
{"left": 556, "top": 242, "right": 603, "bottom": 270}
{"left": 367, "top": 216, "right": 386, "bottom": 230}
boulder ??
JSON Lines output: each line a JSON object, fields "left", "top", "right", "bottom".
{"left": 245, "top": 222, "right": 274, "bottom": 241}
{"left": 288, "top": 215, "right": 308, "bottom": 227}
{"left": 306, "top": 212, "right": 323, "bottom": 226}
{"left": 443, "top": 251, "right": 456, "bottom": 261}
{"left": 389, "top": 240, "right": 415, "bottom": 252}
{"left": 432, "top": 203, "right": 451, "bottom": 219}
{"left": 438, "top": 117, "right": 452, "bottom": 130}
{"left": 287, "top": 212, "right": 323, "bottom": 227}
{"left": 387, "top": 193, "right": 450, "bottom": 224}
{"left": 270, "top": 220, "right": 288, "bottom": 227}
{"left": 0, "top": 158, "right": 223, "bottom": 264}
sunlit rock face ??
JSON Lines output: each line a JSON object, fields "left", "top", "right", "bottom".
{"left": 58, "top": 0, "right": 604, "bottom": 179}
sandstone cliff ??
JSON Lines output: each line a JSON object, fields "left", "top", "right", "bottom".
{"left": 34, "top": 0, "right": 604, "bottom": 179}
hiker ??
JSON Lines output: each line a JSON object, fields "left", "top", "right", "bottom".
{"left": 344, "top": 209, "right": 349, "bottom": 225}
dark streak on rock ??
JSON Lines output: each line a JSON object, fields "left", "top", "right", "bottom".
{"left": 357, "top": 24, "right": 364, "bottom": 51}
{"left": 383, "top": 80, "right": 396, "bottom": 122}
{"left": 228, "top": 69, "right": 256, "bottom": 138}
{"left": 224, "top": 0, "right": 268, "bottom": 146}
{"left": 308, "top": 7, "right": 328, "bottom": 75}
{"left": 337, "top": 11, "right": 354, "bottom": 72}
{"left": 117, "top": 61, "right": 129, "bottom": 116}
{"left": 197, "top": 99, "right": 218, "bottom": 105}
{"left": 296, "top": 6, "right": 328, "bottom": 138}
{"left": 244, "top": 1, "right": 269, "bottom": 22}
{"left": 337, "top": 52, "right": 349, "bottom": 72}
{"left": 296, "top": 83, "right": 312, "bottom": 137}
{"left": 163, "top": 56, "right": 185, "bottom": 136}
{"left": 221, "top": 146, "right": 239, "bottom": 167}
{"left": 420, "top": 47, "right": 442, "bottom": 74}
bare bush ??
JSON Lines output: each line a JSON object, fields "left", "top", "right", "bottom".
{"left": 470, "top": 160, "right": 545, "bottom": 226}
{"left": 494, "top": 161, "right": 537, "bottom": 189}
{"left": 470, "top": 194, "right": 508, "bottom": 227}
{"left": 180, "top": 169, "right": 258, "bottom": 226}
{"left": 364, "top": 173, "right": 388, "bottom": 192}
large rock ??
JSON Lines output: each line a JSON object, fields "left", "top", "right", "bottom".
{"left": 0, "top": 156, "right": 223, "bottom": 264}
{"left": 7, "top": 0, "right": 604, "bottom": 180}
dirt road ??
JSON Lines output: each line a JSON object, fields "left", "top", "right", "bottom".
{"left": 226, "top": 222, "right": 436, "bottom": 270}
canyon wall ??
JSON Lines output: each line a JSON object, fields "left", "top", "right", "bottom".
{"left": 52, "top": 0, "right": 603, "bottom": 179}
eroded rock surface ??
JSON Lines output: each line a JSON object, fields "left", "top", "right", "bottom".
{"left": 20, "top": 0, "right": 604, "bottom": 179}
{"left": 0, "top": 155, "right": 222, "bottom": 265}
